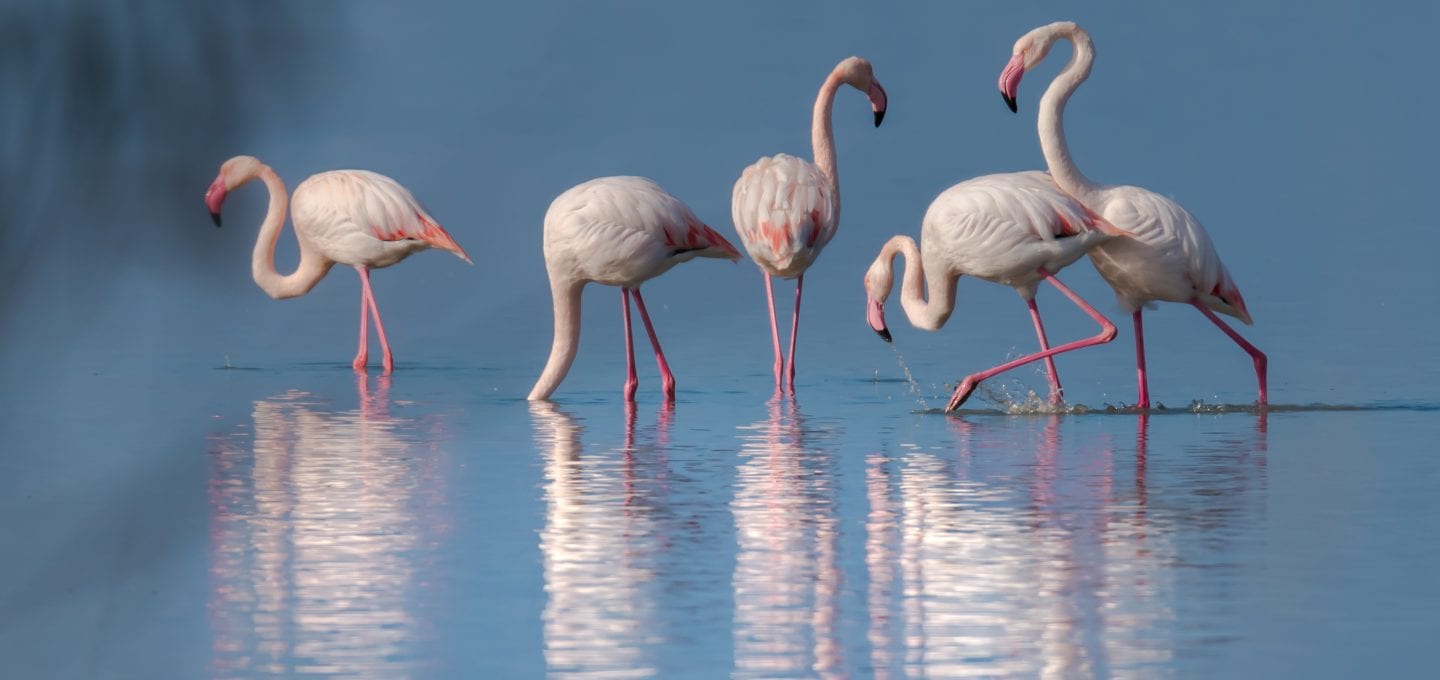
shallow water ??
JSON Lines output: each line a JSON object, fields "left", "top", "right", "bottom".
{"left": 5, "top": 357, "right": 1438, "bottom": 678}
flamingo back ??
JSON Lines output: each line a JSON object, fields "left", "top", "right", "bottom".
{"left": 1088, "top": 185, "right": 1251, "bottom": 323}
{"left": 543, "top": 176, "right": 739, "bottom": 287}
{"left": 731, "top": 154, "right": 837, "bottom": 278}
{"left": 293, "top": 170, "right": 471, "bottom": 264}
{"left": 921, "top": 171, "right": 1118, "bottom": 293}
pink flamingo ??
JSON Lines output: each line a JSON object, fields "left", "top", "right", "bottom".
{"left": 1000, "top": 21, "right": 1267, "bottom": 408}
{"left": 864, "top": 171, "right": 1130, "bottom": 412}
{"left": 732, "top": 56, "right": 888, "bottom": 393}
{"left": 527, "top": 176, "right": 741, "bottom": 403}
{"left": 204, "top": 155, "right": 470, "bottom": 374}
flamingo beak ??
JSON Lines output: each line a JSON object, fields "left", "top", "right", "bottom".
{"left": 868, "top": 80, "right": 888, "bottom": 127}
{"left": 205, "top": 176, "right": 227, "bottom": 227}
{"left": 999, "top": 52, "right": 1025, "bottom": 113}
{"left": 867, "top": 296, "right": 891, "bottom": 342}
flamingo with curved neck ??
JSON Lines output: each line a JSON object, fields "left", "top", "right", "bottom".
{"left": 864, "top": 171, "right": 1126, "bottom": 411}
{"left": 1000, "top": 21, "right": 1267, "bottom": 408}
{"left": 205, "top": 155, "right": 470, "bottom": 374}
{"left": 527, "top": 176, "right": 741, "bottom": 403}
{"left": 732, "top": 56, "right": 887, "bottom": 394}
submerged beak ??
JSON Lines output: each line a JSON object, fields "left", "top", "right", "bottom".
{"left": 205, "top": 176, "right": 227, "bottom": 227}
{"left": 868, "top": 80, "right": 888, "bottom": 127}
{"left": 867, "top": 296, "right": 891, "bottom": 343}
{"left": 999, "top": 52, "right": 1025, "bottom": 113}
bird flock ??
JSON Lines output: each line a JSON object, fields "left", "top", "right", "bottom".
{"left": 205, "top": 21, "right": 1266, "bottom": 413}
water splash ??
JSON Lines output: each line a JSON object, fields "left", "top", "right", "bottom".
{"left": 888, "top": 344, "right": 929, "bottom": 410}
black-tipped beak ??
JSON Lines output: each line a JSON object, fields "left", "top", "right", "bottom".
{"left": 1002, "top": 92, "right": 1017, "bottom": 113}
{"left": 874, "top": 109, "right": 885, "bottom": 127}
{"left": 210, "top": 211, "right": 222, "bottom": 227}
{"left": 875, "top": 327, "right": 892, "bottom": 343}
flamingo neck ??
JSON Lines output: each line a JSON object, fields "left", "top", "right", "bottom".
{"left": 249, "top": 165, "right": 331, "bottom": 300}
{"left": 1038, "top": 25, "right": 1101, "bottom": 201}
{"left": 528, "top": 277, "right": 585, "bottom": 401}
{"left": 811, "top": 69, "right": 843, "bottom": 212}
{"left": 883, "top": 236, "right": 958, "bottom": 331}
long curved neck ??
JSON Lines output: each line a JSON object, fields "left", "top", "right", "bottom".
{"left": 811, "top": 69, "right": 843, "bottom": 207}
{"left": 249, "top": 166, "right": 331, "bottom": 299}
{"left": 528, "top": 278, "right": 585, "bottom": 401}
{"left": 883, "top": 236, "right": 958, "bottom": 332}
{"left": 1038, "top": 26, "right": 1101, "bottom": 201}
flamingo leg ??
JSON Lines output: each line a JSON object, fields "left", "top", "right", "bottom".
{"left": 352, "top": 275, "right": 369, "bottom": 372}
{"left": 946, "top": 268, "right": 1117, "bottom": 412}
{"left": 630, "top": 287, "right": 676, "bottom": 401}
{"left": 1190, "top": 299, "right": 1268, "bottom": 406}
{"left": 622, "top": 289, "right": 638, "bottom": 402}
{"left": 357, "top": 267, "right": 394, "bottom": 375}
{"left": 1133, "top": 310, "right": 1150, "bottom": 410}
{"left": 764, "top": 272, "right": 783, "bottom": 389}
{"left": 784, "top": 274, "right": 803, "bottom": 393}
{"left": 1026, "top": 297, "right": 1064, "bottom": 404}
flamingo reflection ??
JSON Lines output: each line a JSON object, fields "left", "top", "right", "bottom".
{"left": 732, "top": 395, "right": 844, "bottom": 678}
{"left": 207, "top": 374, "right": 450, "bottom": 677}
{"left": 532, "top": 401, "right": 674, "bottom": 678}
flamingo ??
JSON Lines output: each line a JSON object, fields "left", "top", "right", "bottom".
{"left": 204, "top": 155, "right": 470, "bottom": 374}
{"left": 999, "top": 21, "right": 1267, "bottom": 408}
{"left": 864, "top": 171, "right": 1130, "bottom": 411}
{"left": 527, "top": 176, "right": 741, "bottom": 403}
{"left": 732, "top": 56, "right": 887, "bottom": 393}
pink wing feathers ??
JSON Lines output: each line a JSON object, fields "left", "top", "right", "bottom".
{"left": 298, "top": 169, "right": 472, "bottom": 263}
{"left": 731, "top": 154, "right": 837, "bottom": 276}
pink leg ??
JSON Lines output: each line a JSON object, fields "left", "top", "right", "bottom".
{"left": 622, "top": 289, "right": 638, "bottom": 402}
{"left": 630, "top": 288, "right": 676, "bottom": 401}
{"left": 1026, "top": 297, "right": 1064, "bottom": 403}
{"left": 784, "top": 274, "right": 803, "bottom": 393}
{"left": 946, "top": 269, "right": 1117, "bottom": 412}
{"left": 764, "top": 272, "right": 783, "bottom": 389}
{"left": 352, "top": 279, "right": 369, "bottom": 372}
{"left": 1191, "top": 300, "right": 1268, "bottom": 405}
{"left": 1133, "top": 310, "right": 1150, "bottom": 410}
{"left": 357, "top": 267, "right": 394, "bottom": 374}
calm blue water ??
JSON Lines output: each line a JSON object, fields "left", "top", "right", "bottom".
{"left": 4, "top": 356, "right": 1438, "bottom": 677}
{"left": 5, "top": 1, "right": 1440, "bottom": 677}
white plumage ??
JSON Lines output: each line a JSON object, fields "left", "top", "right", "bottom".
{"left": 731, "top": 153, "right": 838, "bottom": 278}
{"left": 864, "top": 171, "right": 1125, "bottom": 410}
{"left": 529, "top": 176, "right": 740, "bottom": 402}
{"left": 204, "top": 155, "right": 469, "bottom": 374}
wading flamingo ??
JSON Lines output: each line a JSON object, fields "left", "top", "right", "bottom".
{"left": 864, "top": 171, "right": 1129, "bottom": 411}
{"left": 1000, "top": 21, "right": 1266, "bottom": 408}
{"left": 528, "top": 176, "right": 741, "bottom": 403}
{"left": 205, "top": 155, "right": 470, "bottom": 374}
{"left": 733, "top": 56, "right": 887, "bottom": 393}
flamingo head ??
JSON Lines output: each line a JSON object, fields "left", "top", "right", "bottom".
{"left": 863, "top": 256, "right": 894, "bottom": 343}
{"left": 206, "top": 155, "right": 263, "bottom": 227}
{"left": 1000, "top": 21, "right": 1074, "bottom": 112}
{"left": 1207, "top": 281, "right": 1255, "bottom": 326}
{"left": 835, "top": 56, "right": 888, "bottom": 127}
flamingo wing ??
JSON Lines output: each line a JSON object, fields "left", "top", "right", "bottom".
{"left": 731, "top": 154, "right": 837, "bottom": 275}
{"left": 296, "top": 170, "right": 471, "bottom": 263}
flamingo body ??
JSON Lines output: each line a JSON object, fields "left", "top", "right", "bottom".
{"left": 529, "top": 176, "right": 740, "bottom": 402}
{"left": 1001, "top": 20, "right": 1266, "bottom": 407}
{"left": 544, "top": 176, "right": 738, "bottom": 287}
{"left": 732, "top": 56, "right": 888, "bottom": 392}
{"left": 865, "top": 171, "right": 1125, "bottom": 409}
{"left": 204, "top": 155, "right": 468, "bottom": 374}
{"left": 732, "top": 153, "right": 837, "bottom": 279}
{"left": 291, "top": 170, "right": 470, "bottom": 270}
{"left": 1085, "top": 186, "right": 1250, "bottom": 323}
{"left": 921, "top": 171, "right": 1117, "bottom": 303}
